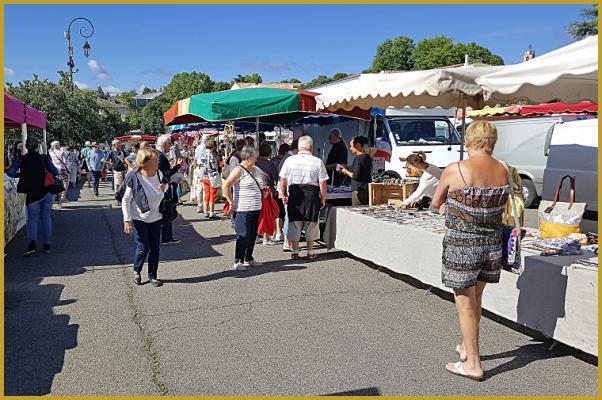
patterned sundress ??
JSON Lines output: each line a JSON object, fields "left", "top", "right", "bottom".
{"left": 441, "top": 168, "right": 509, "bottom": 289}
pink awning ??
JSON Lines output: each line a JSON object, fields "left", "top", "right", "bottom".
{"left": 4, "top": 93, "right": 46, "bottom": 129}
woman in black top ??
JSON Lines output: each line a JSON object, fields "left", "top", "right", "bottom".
{"left": 337, "top": 136, "right": 372, "bottom": 205}
{"left": 7, "top": 137, "right": 60, "bottom": 256}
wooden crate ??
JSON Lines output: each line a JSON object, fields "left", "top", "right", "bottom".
{"left": 368, "top": 183, "right": 417, "bottom": 206}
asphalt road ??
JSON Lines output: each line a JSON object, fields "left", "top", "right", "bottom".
{"left": 4, "top": 180, "right": 598, "bottom": 396}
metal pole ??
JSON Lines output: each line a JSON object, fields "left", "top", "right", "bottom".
{"left": 21, "top": 123, "right": 28, "bottom": 155}
{"left": 65, "top": 17, "right": 95, "bottom": 86}
{"left": 255, "top": 116, "right": 259, "bottom": 148}
{"left": 460, "top": 95, "right": 467, "bottom": 161}
{"left": 42, "top": 129, "right": 48, "bottom": 154}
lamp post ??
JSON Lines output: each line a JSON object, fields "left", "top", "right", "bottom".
{"left": 64, "top": 17, "right": 95, "bottom": 85}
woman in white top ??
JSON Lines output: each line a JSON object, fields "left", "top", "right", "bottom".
{"left": 121, "top": 148, "right": 168, "bottom": 287}
{"left": 222, "top": 146, "right": 267, "bottom": 271}
{"left": 402, "top": 152, "right": 443, "bottom": 208}
{"left": 49, "top": 141, "right": 70, "bottom": 200}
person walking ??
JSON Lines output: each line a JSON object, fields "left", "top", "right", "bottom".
{"left": 80, "top": 141, "right": 93, "bottom": 187}
{"left": 222, "top": 146, "right": 267, "bottom": 271}
{"left": 88, "top": 143, "right": 105, "bottom": 197}
{"left": 125, "top": 142, "right": 140, "bottom": 171}
{"left": 337, "top": 136, "right": 372, "bottom": 205}
{"left": 121, "top": 148, "right": 167, "bottom": 287}
{"left": 278, "top": 136, "right": 328, "bottom": 261}
{"left": 7, "top": 137, "right": 59, "bottom": 255}
{"left": 156, "top": 134, "right": 182, "bottom": 245}
{"left": 104, "top": 140, "right": 128, "bottom": 195}
{"left": 64, "top": 145, "right": 79, "bottom": 188}
{"left": 49, "top": 141, "right": 70, "bottom": 201}
{"left": 256, "top": 142, "right": 280, "bottom": 244}
{"left": 432, "top": 121, "right": 510, "bottom": 382}
{"left": 200, "top": 140, "right": 221, "bottom": 218}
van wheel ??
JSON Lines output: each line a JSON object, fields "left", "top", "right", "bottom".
{"left": 521, "top": 178, "right": 538, "bottom": 208}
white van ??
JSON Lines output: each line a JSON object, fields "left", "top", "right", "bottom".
{"left": 542, "top": 118, "right": 598, "bottom": 232}
{"left": 491, "top": 116, "right": 587, "bottom": 208}
{"left": 367, "top": 107, "right": 464, "bottom": 179}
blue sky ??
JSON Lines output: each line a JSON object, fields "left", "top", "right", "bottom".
{"left": 5, "top": 4, "right": 586, "bottom": 95}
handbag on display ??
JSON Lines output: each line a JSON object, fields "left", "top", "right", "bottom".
{"left": 501, "top": 162, "right": 522, "bottom": 274}
{"left": 538, "top": 175, "right": 586, "bottom": 239}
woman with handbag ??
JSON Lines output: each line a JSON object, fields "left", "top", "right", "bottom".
{"left": 222, "top": 146, "right": 267, "bottom": 271}
{"left": 49, "top": 141, "right": 70, "bottom": 201}
{"left": 200, "top": 140, "right": 221, "bottom": 219}
{"left": 432, "top": 121, "right": 510, "bottom": 382}
{"left": 121, "top": 148, "right": 168, "bottom": 287}
{"left": 7, "top": 137, "right": 60, "bottom": 256}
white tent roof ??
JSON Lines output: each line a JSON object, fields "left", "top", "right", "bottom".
{"left": 315, "top": 64, "right": 506, "bottom": 112}
{"left": 476, "top": 36, "right": 598, "bottom": 104}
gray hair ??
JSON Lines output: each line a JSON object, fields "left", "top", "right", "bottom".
{"left": 50, "top": 140, "right": 61, "bottom": 150}
{"left": 298, "top": 135, "right": 313, "bottom": 151}
{"left": 329, "top": 128, "right": 343, "bottom": 139}
{"left": 240, "top": 146, "right": 257, "bottom": 160}
{"left": 156, "top": 133, "right": 172, "bottom": 147}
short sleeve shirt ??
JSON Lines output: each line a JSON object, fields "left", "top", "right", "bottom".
{"left": 279, "top": 151, "right": 329, "bottom": 187}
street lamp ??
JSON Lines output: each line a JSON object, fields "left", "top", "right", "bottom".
{"left": 64, "top": 17, "right": 95, "bottom": 85}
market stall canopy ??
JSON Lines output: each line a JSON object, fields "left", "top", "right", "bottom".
{"left": 476, "top": 36, "right": 598, "bottom": 104}
{"left": 4, "top": 93, "right": 46, "bottom": 129}
{"left": 115, "top": 134, "right": 157, "bottom": 142}
{"left": 468, "top": 101, "right": 598, "bottom": 118}
{"left": 164, "top": 88, "right": 371, "bottom": 126}
{"left": 315, "top": 65, "right": 507, "bottom": 112}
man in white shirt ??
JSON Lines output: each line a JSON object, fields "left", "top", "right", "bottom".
{"left": 278, "top": 135, "right": 328, "bottom": 261}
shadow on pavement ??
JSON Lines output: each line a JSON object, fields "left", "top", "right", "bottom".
{"left": 162, "top": 262, "right": 308, "bottom": 284}
{"left": 324, "top": 387, "right": 381, "bottom": 396}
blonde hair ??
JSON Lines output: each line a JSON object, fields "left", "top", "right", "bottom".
{"left": 465, "top": 121, "right": 498, "bottom": 151}
{"left": 136, "top": 148, "right": 159, "bottom": 168}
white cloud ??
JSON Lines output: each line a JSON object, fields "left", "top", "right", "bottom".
{"left": 101, "top": 85, "right": 122, "bottom": 95}
{"left": 87, "top": 59, "right": 110, "bottom": 80}
{"left": 137, "top": 84, "right": 146, "bottom": 94}
{"left": 5, "top": 67, "right": 16, "bottom": 77}
{"left": 74, "top": 81, "right": 89, "bottom": 89}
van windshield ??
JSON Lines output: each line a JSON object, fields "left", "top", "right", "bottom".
{"left": 388, "top": 118, "right": 460, "bottom": 146}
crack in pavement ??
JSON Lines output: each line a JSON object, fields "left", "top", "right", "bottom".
{"left": 143, "top": 288, "right": 415, "bottom": 318}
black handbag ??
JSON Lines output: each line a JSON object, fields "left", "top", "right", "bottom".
{"left": 159, "top": 176, "right": 178, "bottom": 223}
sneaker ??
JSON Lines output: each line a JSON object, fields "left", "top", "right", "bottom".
{"left": 273, "top": 234, "right": 283, "bottom": 242}
{"left": 233, "top": 262, "right": 247, "bottom": 271}
{"left": 162, "top": 239, "right": 182, "bottom": 245}
{"left": 262, "top": 239, "right": 276, "bottom": 246}
{"left": 42, "top": 244, "right": 51, "bottom": 254}
{"left": 150, "top": 279, "right": 163, "bottom": 287}
{"left": 205, "top": 213, "right": 210, "bottom": 218}
{"left": 244, "top": 259, "right": 263, "bottom": 267}
{"left": 208, "top": 212, "right": 216, "bottom": 219}
{"left": 282, "top": 244, "right": 292, "bottom": 252}
{"left": 23, "top": 241, "right": 36, "bottom": 256}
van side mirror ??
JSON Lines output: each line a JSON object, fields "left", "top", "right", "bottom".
{"left": 543, "top": 123, "right": 557, "bottom": 157}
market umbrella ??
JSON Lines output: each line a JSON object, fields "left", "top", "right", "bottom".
{"left": 476, "top": 36, "right": 598, "bottom": 104}
{"left": 314, "top": 64, "right": 507, "bottom": 158}
{"left": 468, "top": 101, "right": 598, "bottom": 118}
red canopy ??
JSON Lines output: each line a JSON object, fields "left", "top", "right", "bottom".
{"left": 4, "top": 94, "right": 46, "bottom": 129}
{"left": 114, "top": 134, "right": 157, "bottom": 142}
{"left": 518, "top": 101, "right": 597, "bottom": 116}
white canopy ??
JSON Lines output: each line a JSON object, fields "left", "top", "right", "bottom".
{"left": 476, "top": 36, "right": 598, "bottom": 104}
{"left": 315, "top": 64, "right": 507, "bottom": 112}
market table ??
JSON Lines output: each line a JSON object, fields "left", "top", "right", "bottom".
{"left": 4, "top": 174, "right": 27, "bottom": 246}
{"left": 324, "top": 206, "right": 598, "bottom": 356}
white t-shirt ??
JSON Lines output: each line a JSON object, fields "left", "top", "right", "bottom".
{"left": 279, "top": 151, "right": 329, "bottom": 187}
{"left": 122, "top": 173, "right": 165, "bottom": 223}
{"left": 403, "top": 165, "right": 443, "bottom": 205}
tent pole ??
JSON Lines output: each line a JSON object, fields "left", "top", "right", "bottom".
{"left": 42, "top": 129, "right": 48, "bottom": 154}
{"left": 21, "top": 123, "right": 28, "bottom": 155}
{"left": 255, "top": 116, "right": 259, "bottom": 148}
{"left": 460, "top": 95, "right": 467, "bottom": 161}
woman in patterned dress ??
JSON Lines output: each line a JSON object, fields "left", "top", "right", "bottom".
{"left": 432, "top": 121, "right": 509, "bottom": 381}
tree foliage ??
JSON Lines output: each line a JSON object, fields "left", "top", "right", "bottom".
{"left": 6, "top": 71, "right": 129, "bottom": 148}
{"left": 233, "top": 73, "right": 263, "bottom": 84}
{"left": 567, "top": 4, "right": 598, "bottom": 39}
{"left": 299, "top": 73, "right": 350, "bottom": 89}
{"left": 140, "top": 97, "right": 169, "bottom": 135}
{"left": 368, "top": 35, "right": 504, "bottom": 72}
{"left": 162, "top": 71, "right": 214, "bottom": 105}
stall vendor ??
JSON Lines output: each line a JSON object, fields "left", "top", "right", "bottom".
{"left": 325, "top": 128, "right": 348, "bottom": 187}
{"left": 401, "top": 152, "right": 442, "bottom": 208}
{"left": 337, "top": 136, "right": 372, "bottom": 205}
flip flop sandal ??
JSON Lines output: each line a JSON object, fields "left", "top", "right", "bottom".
{"left": 445, "top": 361, "right": 484, "bottom": 382}
{"left": 291, "top": 253, "right": 300, "bottom": 260}
{"left": 306, "top": 254, "right": 318, "bottom": 261}
{"left": 455, "top": 344, "right": 468, "bottom": 362}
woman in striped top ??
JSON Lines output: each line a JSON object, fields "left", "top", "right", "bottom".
{"left": 222, "top": 146, "right": 267, "bottom": 271}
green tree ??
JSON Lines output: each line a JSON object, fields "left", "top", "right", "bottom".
{"left": 413, "top": 36, "right": 503, "bottom": 70}
{"left": 140, "top": 97, "right": 168, "bottom": 135}
{"left": 212, "top": 81, "right": 232, "bottom": 92}
{"left": 96, "top": 86, "right": 110, "bottom": 99}
{"left": 299, "top": 73, "right": 350, "bottom": 89}
{"left": 163, "top": 71, "right": 214, "bottom": 104}
{"left": 369, "top": 36, "right": 415, "bottom": 72}
{"left": 142, "top": 86, "right": 158, "bottom": 95}
{"left": 280, "top": 78, "right": 301, "bottom": 83}
{"left": 567, "top": 4, "right": 598, "bottom": 39}
{"left": 459, "top": 42, "right": 505, "bottom": 65}
{"left": 233, "top": 73, "right": 263, "bottom": 84}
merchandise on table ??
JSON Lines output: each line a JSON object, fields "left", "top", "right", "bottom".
{"left": 573, "top": 257, "right": 599, "bottom": 269}
{"left": 327, "top": 185, "right": 352, "bottom": 193}
{"left": 522, "top": 236, "right": 582, "bottom": 256}
{"left": 344, "top": 205, "right": 446, "bottom": 234}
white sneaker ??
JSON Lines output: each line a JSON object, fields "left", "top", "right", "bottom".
{"left": 209, "top": 212, "right": 216, "bottom": 218}
{"left": 244, "top": 259, "right": 263, "bottom": 267}
{"left": 263, "top": 239, "right": 276, "bottom": 246}
{"left": 233, "top": 262, "right": 247, "bottom": 271}
{"left": 273, "top": 234, "right": 283, "bottom": 242}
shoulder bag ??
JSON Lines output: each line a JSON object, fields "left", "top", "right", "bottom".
{"left": 44, "top": 156, "right": 66, "bottom": 195}
{"left": 538, "top": 175, "right": 586, "bottom": 238}
{"left": 158, "top": 170, "right": 178, "bottom": 223}
{"left": 501, "top": 162, "right": 522, "bottom": 274}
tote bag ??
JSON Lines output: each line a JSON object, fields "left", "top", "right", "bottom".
{"left": 538, "top": 175, "right": 586, "bottom": 238}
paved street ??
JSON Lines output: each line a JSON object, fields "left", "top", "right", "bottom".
{"left": 5, "top": 179, "right": 598, "bottom": 396}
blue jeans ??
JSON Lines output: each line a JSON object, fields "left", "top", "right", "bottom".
{"left": 26, "top": 192, "right": 55, "bottom": 244}
{"left": 90, "top": 170, "right": 101, "bottom": 193}
{"left": 233, "top": 210, "right": 260, "bottom": 263}
{"left": 283, "top": 205, "right": 289, "bottom": 237}
{"left": 132, "top": 219, "right": 162, "bottom": 280}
